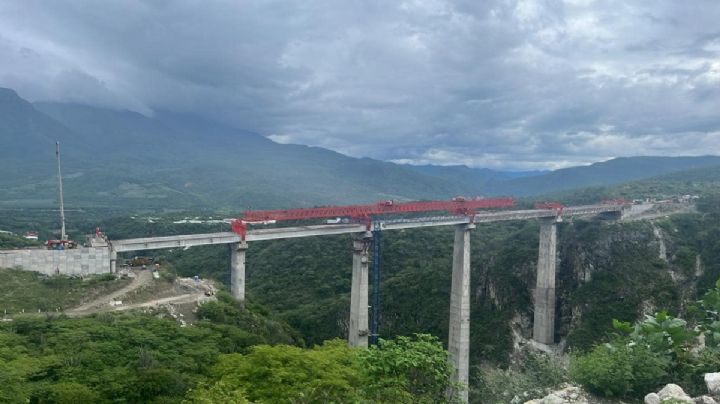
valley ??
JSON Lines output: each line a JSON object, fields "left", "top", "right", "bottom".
{"left": 2, "top": 2, "right": 719, "bottom": 402}
{"left": 1, "top": 188, "right": 718, "bottom": 402}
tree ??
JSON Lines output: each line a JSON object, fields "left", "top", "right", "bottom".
{"left": 185, "top": 334, "right": 459, "bottom": 403}
{"left": 570, "top": 341, "right": 668, "bottom": 397}
{"left": 193, "top": 339, "right": 363, "bottom": 403}
{"left": 359, "top": 334, "right": 460, "bottom": 403}
{"left": 184, "top": 380, "right": 249, "bottom": 403}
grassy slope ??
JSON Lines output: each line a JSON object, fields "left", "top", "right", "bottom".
{"left": 0, "top": 269, "right": 132, "bottom": 313}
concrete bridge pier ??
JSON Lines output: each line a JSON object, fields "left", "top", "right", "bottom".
{"left": 533, "top": 218, "right": 558, "bottom": 345}
{"left": 230, "top": 241, "right": 249, "bottom": 305}
{"left": 349, "top": 232, "right": 372, "bottom": 347}
{"left": 109, "top": 250, "right": 117, "bottom": 273}
{"left": 448, "top": 223, "right": 474, "bottom": 402}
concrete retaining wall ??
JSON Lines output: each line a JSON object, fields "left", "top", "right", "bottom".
{"left": 0, "top": 247, "right": 111, "bottom": 276}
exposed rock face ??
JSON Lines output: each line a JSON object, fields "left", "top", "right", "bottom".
{"left": 644, "top": 392, "right": 661, "bottom": 404}
{"left": 658, "top": 384, "right": 693, "bottom": 403}
{"left": 523, "top": 385, "right": 589, "bottom": 404}
{"left": 706, "top": 373, "right": 720, "bottom": 396}
{"left": 653, "top": 225, "right": 668, "bottom": 263}
{"left": 644, "top": 381, "right": 720, "bottom": 404}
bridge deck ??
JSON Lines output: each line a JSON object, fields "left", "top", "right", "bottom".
{"left": 111, "top": 204, "right": 624, "bottom": 252}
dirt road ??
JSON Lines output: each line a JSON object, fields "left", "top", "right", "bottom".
{"left": 67, "top": 270, "right": 154, "bottom": 315}
{"left": 65, "top": 270, "right": 216, "bottom": 317}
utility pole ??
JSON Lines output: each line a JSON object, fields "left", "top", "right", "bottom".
{"left": 56, "top": 141, "right": 67, "bottom": 240}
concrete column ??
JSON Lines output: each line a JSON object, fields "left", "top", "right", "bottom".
{"left": 109, "top": 250, "right": 117, "bottom": 274}
{"left": 349, "top": 232, "right": 371, "bottom": 347}
{"left": 448, "top": 223, "right": 474, "bottom": 402}
{"left": 230, "top": 241, "right": 249, "bottom": 305}
{"left": 533, "top": 218, "right": 557, "bottom": 345}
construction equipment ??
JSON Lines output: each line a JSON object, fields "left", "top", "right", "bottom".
{"left": 45, "top": 239, "right": 78, "bottom": 250}
{"left": 47, "top": 142, "right": 78, "bottom": 249}
{"left": 231, "top": 197, "right": 516, "bottom": 239}
{"left": 534, "top": 202, "right": 564, "bottom": 217}
{"left": 128, "top": 256, "right": 155, "bottom": 267}
{"left": 56, "top": 141, "right": 67, "bottom": 241}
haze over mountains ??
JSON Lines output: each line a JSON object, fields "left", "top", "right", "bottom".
{"left": 1, "top": 87, "right": 719, "bottom": 210}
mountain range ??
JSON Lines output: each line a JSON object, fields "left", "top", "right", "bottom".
{"left": 1, "top": 86, "right": 718, "bottom": 211}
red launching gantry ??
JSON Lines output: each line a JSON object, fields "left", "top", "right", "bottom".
{"left": 231, "top": 197, "right": 516, "bottom": 240}
{"left": 534, "top": 202, "right": 564, "bottom": 217}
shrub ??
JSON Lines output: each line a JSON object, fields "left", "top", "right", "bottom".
{"left": 673, "top": 347, "right": 720, "bottom": 396}
{"left": 697, "top": 279, "right": 720, "bottom": 348}
{"left": 472, "top": 348, "right": 567, "bottom": 403}
{"left": 570, "top": 341, "right": 668, "bottom": 397}
{"left": 199, "top": 340, "right": 364, "bottom": 403}
{"left": 33, "top": 382, "right": 103, "bottom": 403}
{"left": 359, "top": 334, "right": 459, "bottom": 403}
{"left": 613, "top": 312, "right": 697, "bottom": 358}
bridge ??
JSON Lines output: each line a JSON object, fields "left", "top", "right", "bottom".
{"left": 109, "top": 202, "right": 628, "bottom": 402}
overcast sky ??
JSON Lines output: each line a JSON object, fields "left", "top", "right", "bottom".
{"left": 1, "top": 1, "right": 719, "bottom": 170}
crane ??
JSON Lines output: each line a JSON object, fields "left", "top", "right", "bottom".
{"left": 56, "top": 141, "right": 66, "bottom": 241}
{"left": 45, "top": 141, "right": 78, "bottom": 250}
{"left": 231, "top": 197, "right": 516, "bottom": 239}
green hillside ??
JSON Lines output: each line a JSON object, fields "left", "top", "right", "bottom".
{"left": 527, "top": 163, "right": 720, "bottom": 206}
{"left": 490, "top": 156, "right": 720, "bottom": 196}
{"left": 1, "top": 89, "right": 471, "bottom": 209}
{"left": 2, "top": 87, "right": 719, "bottom": 212}
{"left": 408, "top": 156, "right": 720, "bottom": 197}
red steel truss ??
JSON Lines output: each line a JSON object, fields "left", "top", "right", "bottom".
{"left": 243, "top": 197, "right": 515, "bottom": 222}
{"left": 231, "top": 197, "right": 515, "bottom": 239}
{"left": 534, "top": 202, "right": 564, "bottom": 216}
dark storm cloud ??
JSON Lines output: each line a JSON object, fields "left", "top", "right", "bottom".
{"left": 1, "top": 0, "right": 719, "bottom": 169}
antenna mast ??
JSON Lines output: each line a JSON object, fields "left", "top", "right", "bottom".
{"left": 56, "top": 141, "right": 67, "bottom": 240}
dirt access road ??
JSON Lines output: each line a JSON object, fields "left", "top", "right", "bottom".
{"left": 66, "top": 270, "right": 215, "bottom": 317}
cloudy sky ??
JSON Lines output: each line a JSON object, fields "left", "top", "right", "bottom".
{"left": 1, "top": 1, "right": 719, "bottom": 170}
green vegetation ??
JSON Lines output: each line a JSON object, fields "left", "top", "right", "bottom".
{"left": 196, "top": 293, "right": 300, "bottom": 346}
{"left": 0, "top": 233, "right": 42, "bottom": 249}
{"left": 1, "top": 140, "right": 719, "bottom": 402}
{"left": 157, "top": 193, "right": 720, "bottom": 368}
{"left": 187, "top": 334, "right": 457, "bottom": 404}
{"left": 0, "top": 303, "right": 457, "bottom": 404}
{"left": 360, "top": 334, "right": 459, "bottom": 402}
{"left": 571, "top": 340, "right": 668, "bottom": 397}
{"left": 472, "top": 348, "right": 567, "bottom": 403}
{"left": 159, "top": 220, "right": 540, "bottom": 365}
{"left": 1, "top": 89, "right": 468, "bottom": 210}
{"left": 490, "top": 156, "right": 720, "bottom": 197}
{"left": 3, "top": 87, "right": 720, "bottom": 210}
{"left": 0, "top": 269, "right": 130, "bottom": 313}
{"left": 0, "top": 304, "right": 296, "bottom": 403}
{"left": 571, "top": 280, "right": 720, "bottom": 398}
{"left": 562, "top": 221, "right": 682, "bottom": 350}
